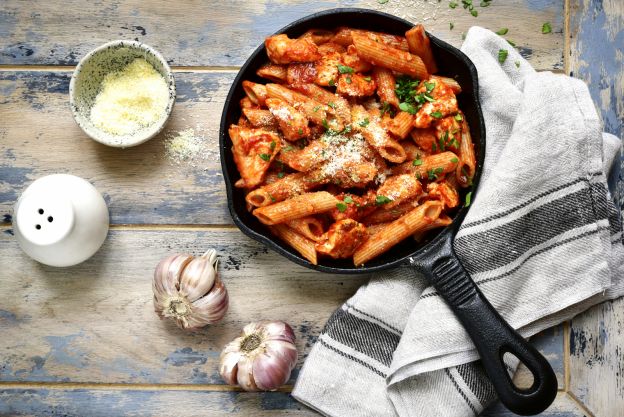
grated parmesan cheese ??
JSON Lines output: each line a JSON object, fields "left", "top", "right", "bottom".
{"left": 319, "top": 132, "right": 366, "bottom": 178}
{"left": 90, "top": 58, "right": 169, "bottom": 135}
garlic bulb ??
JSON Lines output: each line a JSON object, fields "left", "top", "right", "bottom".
{"left": 219, "top": 321, "right": 298, "bottom": 391}
{"left": 152, "top": 249, "right": 228, "bottom": 330}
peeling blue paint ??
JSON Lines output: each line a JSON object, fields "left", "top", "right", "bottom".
{"left": 0, "top": 309, "right": 17, "bottom": 324}
{"left": 260, "top": 391, "right": 301, "bottom": 410}
{"left": 43, "top": 333, "right": 88, "bottom": 369}
{"left": 164, "top": 347, "right": 208, "bottom": 366}
{"left": 0, "top": 166, "right": 34, "bottom": 204}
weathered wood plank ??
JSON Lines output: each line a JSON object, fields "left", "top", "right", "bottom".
{"left": 482, "top": 392, "right": 586, "bottom": 417}
{"left": 569, "top": 0, "right": 624, "bottom": 209}
{"left": 514, "top": 325, "right": 565, "bottom": 390}
{"left": 0, "top": 71, "right": 234, "bottom": 225}
{"left": 0, "top": 388, "right": 317, "bottom": 417}
{"left": 0, "top": 0, "right": 564, "bottom": 69}
{"left": 0, "top": 228, "right": 367, "bottom": 384}
{"left": 569, "top": 300, "right": 624, "bottom": 416}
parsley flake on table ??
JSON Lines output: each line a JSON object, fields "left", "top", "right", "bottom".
{"left": 498, "top": 49, "right": 508, "bottom": 64}
{"left": 378, "top": 0, "right": 389, "bottom": 4}
{"left": 336, "top": 202, "right": 348, "bottom": 212}
{"left": 542, "top": 22, "right": 552, "bottom": 34}
{"left": 259, "top": 153, "right": 270, "bottom": 162}
{"left": 471, "top": 9, "right": 478, "bottom": 17}
{"left": 465, "top": 191, "right": 473, "bottom": 207}
{"left": 449, "top": 1, "right": 458, "bottom": 8}
{"left": 480, "top": 0, "right": 491, "bottom": 7}
{"left": 359, "top": 117, "right": 370, "bottom": 127}
{"left": 375, "top": 195, "right": 392, "bottom": 205}
{"left": 431, "top": 111, "right": 443, "bottom": 118}
{"left": 507, "top": 39, "right": 516, "bottom": 47}
{"left": 515, "top": 61, "right": 520, "bottom": 68}
{"left": 450, "top": 22, "right": 454, "bottom": 30}
{"left": 495, "top": 28, "right": 509, "bottom": 35}
{"left": 337, "top": 65, "right": 354, "bottom": 74}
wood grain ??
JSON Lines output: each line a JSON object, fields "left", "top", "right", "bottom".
{"left": 0, "top": 0, "right": 564, "bottom": 69}
{"left": 0, "top": 388, "right": 318, "bottom": 416}
{"left": 0, "top": 71, "right": 234, "bottom": 225}
{"left": 482, "top": 392, "right": 585, "bottom": 417}
{"left": 0, "top": 228, "right": 367, "bottom": 384}
{"left": 569, "top": 300, "right": 624, "bottom": 416}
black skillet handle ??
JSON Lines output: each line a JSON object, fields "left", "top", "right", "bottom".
{"left": 410, "top": 231, "right": 557, "bottom": 416}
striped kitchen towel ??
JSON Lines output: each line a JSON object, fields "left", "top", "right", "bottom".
{"left": 293, "top": 26, "right": 624, "bottom": 417}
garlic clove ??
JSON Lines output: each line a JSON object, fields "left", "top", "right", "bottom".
{"left": 252, "top": 340, "right": 298, "bottom": 390}
{"left": 236, "top": 355, "right": 259, "bottom": 391}
{"left": 219, "top": 339, "right": 244, "bottom": 385}
{"left": 153, "top": 254, "right": 192, "bottom": 300}
{"left": 185, "top": 278, "right": 228, "bottom": 328}
{"left": 263, "top": 321, "right": 296, "bottom": 344}
{"left": 179, "top": 251, "right": 217, "bottom": 302}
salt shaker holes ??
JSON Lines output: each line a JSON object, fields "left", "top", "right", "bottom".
{"left": 35, "top": 225, "right": 41, "bottom": 230}
{"left": 38, "top": 208, "right": 44, "bottom": 214}
{"left": 48, "top": 216, "right": 53, "bottom": 222}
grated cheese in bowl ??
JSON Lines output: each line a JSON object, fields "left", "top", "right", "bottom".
{"left": 89, "top": 58, "right": 169, "bottom": 136}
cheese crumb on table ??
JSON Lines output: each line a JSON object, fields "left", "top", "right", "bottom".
{"left": 90, "top": 58, "right": 169, "bottom": 135}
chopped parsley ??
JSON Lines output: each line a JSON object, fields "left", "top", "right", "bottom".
{"left": 328, "top": 101, "right": 336, "bottom": 109}
{"left": 259, "top": 153, "right": 270, "bottom": 161}
{"left": 298, "top": 128, "right": 304, "bottom": 135}
{"left": 364, "top": 76, "right": 372, "bottom": 82}
{"left": 336, "top": 202, "right": 348, "bottom": 212}
{"left": 412, "top": 158, "right": 423, "bottom": 166}
{"left": 507, "top": 39, "right": 516, "bottom": 47}
{"left": 396, "top": 76, "right": 420, "bottom": 103}
{"left": 439, "top": 131, "right": 448, "bottom": 150}
{"left": 399, "top": 102, "right": 417, "bottom": 115}
{"left": 380, "top": 101, "right": 395, "bottom": 117}
{"left": 430, "top": 111, "right": 443, "bottom": 118}
{"left": 328, "top": 79, "right": 335, "bottom": 87}
{"left": 498, "top": 49, "right": 508, "bottom": 64}
{"left": 277, "top": 172, "right": 285, "bottom": 179}
{"left": 322, "top": 119, "right": 329, "bottom": 129}
{"left": 337, "top": 65, "right": 354, "bottom": 74}
{"left": 451, "top": 157, "right": 459, "bottom": 163}
{"left": 424, "top": 81, "right": 436, "bottom": 94}
{"left": 480, "top": 0, "right": 491, "bottom": 7}
{"left": 378, "top": 0, "right": 389, "bottom": 4}
{"left": 465, "top": 191, "right": 473, "bottom": 207}
{"left": 471, "top": 9, "right": 478, "bottom": 17}
{"left": 542, "top": 22, "right": 552, "bottom": 34}
{"left": 432, "top": 142, "right": 437, "bottom": 152}
{"left": 428, "top": 167, "right": 444, "bottom": 180}
{"left": 313, "top": 105, "right": 321, "bottom": 112}
{"left": 344, "top": 195, "right": 354, "bottom": 204}
{"left": 495, "top": 28, "right": 509, "bottom": 35}
{"left": 359, "top": 117, "right": 370, "bottom": 127}
{"left": 454, "top": 113, "right": 463, "bottom": 121}
{"left": 449, "top": 1, "right": 458, "bottom": 8}
{"left": 450, "top": 22, "right": 454, "bottom": 30}
{"left": 270, "top": 141, "right": 276, "bottom": 150}
{"left": 345, "top": 76, "right": 352, "bottom": 84}
{"left": 284, "top": 145, "right": 294, "bottom": 152}
{"left": 375, "top": 195, "right": 392, "bottom": 205}
{"left": 515, "top": 61, "right": 520, "bottom": 68}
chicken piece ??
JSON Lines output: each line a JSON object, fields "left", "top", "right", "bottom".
{"left": 315, "top": 52, "right": 341, "bottom": 87}
{"left": 375, "top": 174, "right": 423, "bottom": 209}
{"left": 265, "top": 34, "right": 322, "bottom": 64}
{"left": 336, "top": 73, "right": 376, "bottom": 97}
{"left": 287, "top": 63, "right": 317, "bottom": 85}
{"left": 426, "top": 181, "right": 459, "bottom": 208}
{"left": 315, "top": 219, "right": 369, "bottom": 259}
{"left": 265, "top": 98, "right": 310, "bottom": 141}
{"left": 229, "top": 125, "right": 281, "bottom": 188}
{"left": 413, "top": 78, "right": 459, "bottom": 128}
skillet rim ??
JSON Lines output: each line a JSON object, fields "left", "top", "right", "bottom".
{"left": 219, "top": 7, "right": 486, "bottom": 274}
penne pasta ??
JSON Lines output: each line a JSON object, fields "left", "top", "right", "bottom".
{"left": 457, "top": 117, "right": 476, "bottom": 188}
{"left": 352, "top": 105, "right": 407, "bottom": 163}
{"left": 242, "top": 81, "right": 268, "bottom": 106}
{"left": 286, "top": 216, "right": 326, "bottom": 242}
{"left": 366, "top": 222, "right": 391, "bottom": 237}
{"left": 253, "top": 191, "right": 339, "bottom": 225}
{"left": 332, "top": 27, "right": 409, "bottom": 51}
{"left": 412, "top": 214, "right": 453, "bottom": 242}
{"left": 373, "top": 67, "right": 400, "bottom": 108}
{"left": 292, "top": 83, "right": 352, "bottom": 125}
{"left": 257, "top": 64, "right": 288, "bottom": 83}
{"left": 405, "top": 24, "right": 438, "bottom": 74}
{"left": 299, "top": 29, "right": 334, "bottom": 45}
{"left": 401, "top": 140, "right": 428, "bottom": 160}
{"left": 245, "top": 172, "right": 319, "bottom": 207}
{"left": 353, "top": 200, "right": 444, "bottom": 265}
{"left": 271, "top": 224, "right": 318, "bottom": 265}
{"left": 266, "top": 83, "right": 328, "bottom": 126}
{"left": 392, "top": 151, "right": 460, "bottom": 179}
{"left": 363, "top": 199, "right": 420, "bottom": 225}
{"left": 242, "top": 108, "right": 278, "bottom": 129}
{"left": 352, "top": 32, "right": 428, "bottom": 79}
{"left": 385, "top": 111, "right": 415, "bottom": 139}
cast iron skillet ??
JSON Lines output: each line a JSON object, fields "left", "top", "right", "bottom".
{"left": 219, "top": 8, "right": 557, "bottom": 415}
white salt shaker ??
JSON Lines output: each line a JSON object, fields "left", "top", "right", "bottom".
{"left": 13, "top": 174, "right": 109, "bottom": 267}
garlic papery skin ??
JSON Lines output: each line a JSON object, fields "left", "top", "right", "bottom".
{"left": 152, "top": 249, "right": 228, "bottom": 330}
{"left": 219, "top": 321, "right": 298, "bottom": 391}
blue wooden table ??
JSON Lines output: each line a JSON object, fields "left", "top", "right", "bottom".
{"left": 0, "top": 1, "right": 622, "bottom": 416}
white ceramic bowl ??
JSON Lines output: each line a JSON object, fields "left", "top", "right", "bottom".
{"left": 13, "top": 174, "right": 110, "bottom": 267}
{"left": 69, "top": 40, "right": 176, "bottom": 148}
